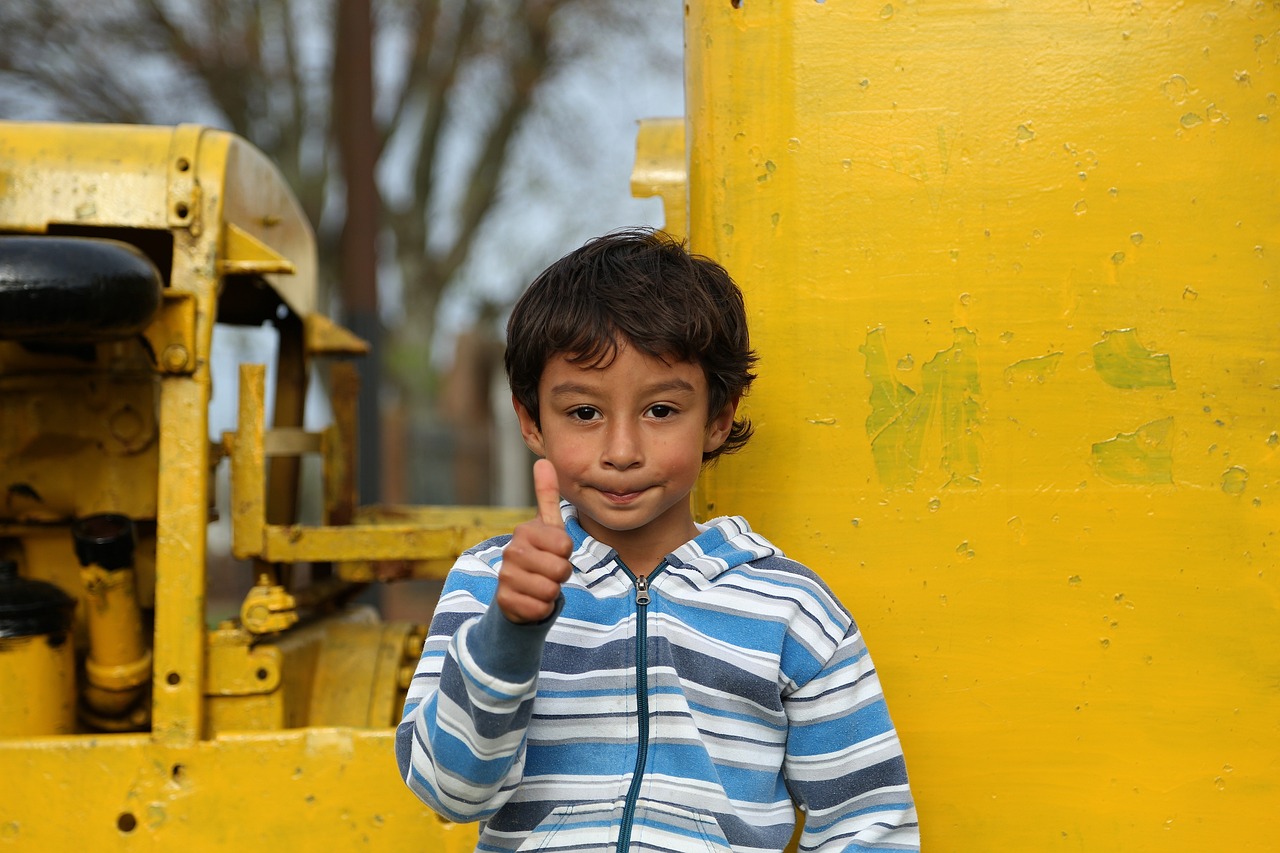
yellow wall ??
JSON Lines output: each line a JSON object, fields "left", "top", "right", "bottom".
{"left": 684, "top": 2, "right": 1279, "bottom": 849}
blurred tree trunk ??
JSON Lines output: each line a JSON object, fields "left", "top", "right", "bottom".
{"left": 333, "top": 0, "right": 382, "bottom": 504}
{"left": 440, "top": 304, "right": 504, "bottom": 505}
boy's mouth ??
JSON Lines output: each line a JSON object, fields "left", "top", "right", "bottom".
{"left": 595, "top": 487, "right": 646, "bottom": 505}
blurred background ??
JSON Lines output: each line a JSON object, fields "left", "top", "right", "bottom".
{"left": 0, "top": 0, "right": 684, "bottom": 620}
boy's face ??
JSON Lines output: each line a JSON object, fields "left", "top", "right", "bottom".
{"left": 514, "top": 343, "right": 736, "bottom": 570}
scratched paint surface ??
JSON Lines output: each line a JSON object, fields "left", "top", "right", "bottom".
{"left": 684, "top": 1, "right": 1280, "bottom": 850}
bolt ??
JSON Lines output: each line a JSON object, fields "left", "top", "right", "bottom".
{"left": 162, "top": 344, "right": 190, "bottom": 372}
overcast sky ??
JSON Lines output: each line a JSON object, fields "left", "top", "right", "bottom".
{"left": 388, "top": 1, "right": 687, "bottom": 366}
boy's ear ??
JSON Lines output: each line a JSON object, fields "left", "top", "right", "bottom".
{"left": 513, "top": 395, "right": 546, "bottom": 457}
{"left": 703, "top": 396, "right": 739, "bottom": 453}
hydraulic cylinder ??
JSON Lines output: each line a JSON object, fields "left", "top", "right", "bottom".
{"left": 73, "top": 514, "right": 152, "bottom": 720}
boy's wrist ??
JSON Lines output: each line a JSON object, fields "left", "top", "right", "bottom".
{"left": 464, "top": 594, "right": 564, "bottom": 683}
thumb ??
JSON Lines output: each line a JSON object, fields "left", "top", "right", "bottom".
{"left": 532, "top": 458, "right": 563, "bottom": 528}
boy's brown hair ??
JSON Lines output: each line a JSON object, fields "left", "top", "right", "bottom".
{"left": 505, "top": 228, "right": 757, "bottom": 462}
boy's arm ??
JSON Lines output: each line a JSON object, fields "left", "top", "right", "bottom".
{"left": 395, "top": 460, "right": 573, "bottom": 822}
{"left": 784, "top": 621, "right": 920, "bottom": 851}
{"left": 395, "top": 584, "right": 560, "bottom": 822}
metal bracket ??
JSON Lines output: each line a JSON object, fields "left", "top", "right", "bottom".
{"left": 165, "top": 124, "right": 204, "bottom": 235}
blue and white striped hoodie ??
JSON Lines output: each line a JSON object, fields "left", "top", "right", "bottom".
{"left": 396, "top": 505, "right": 919, "bottom": 852}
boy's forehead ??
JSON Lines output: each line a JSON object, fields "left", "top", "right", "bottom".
{"left": 550, "top": 340, "right": 686, "bottom": 370}
{"left": 540, "top": 346, "right": 706, "bottom": 391}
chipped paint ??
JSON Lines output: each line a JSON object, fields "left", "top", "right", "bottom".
{"left": 1221, "top": 466, "right": 1248, "bottom": 495}
{"left": 1092, "top": 329, "right": 1175, "bottom": 389}
{"left": 863, "top": 327, "right": 981, "bottom": 490}
{"left": 1003, "top": 352, "right": 1063, "bottom": 385}
{"left": 1091, "top": 418, "right": 1174, "bottom": 484}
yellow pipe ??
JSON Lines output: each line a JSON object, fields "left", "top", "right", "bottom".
{"left": 0, "top": 635, "right": 76, "bottom": 737}
{"left": 78, "top": 564, "right": 152, "bottom": 718}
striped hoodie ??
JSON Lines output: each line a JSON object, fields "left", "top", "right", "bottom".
{"left": 396, "top": 505, "right": 919, "bottom": 852}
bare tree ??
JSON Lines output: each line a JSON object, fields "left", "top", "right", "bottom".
{"left": 0, "top": 0, "right": 666, "bottom": 502}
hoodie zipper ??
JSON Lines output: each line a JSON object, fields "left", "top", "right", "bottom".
{"left": 617, "top": 564, "right": 664, "bottom": 853}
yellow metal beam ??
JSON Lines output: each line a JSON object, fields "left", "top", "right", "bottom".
{"left": 218, "top": 221, "right": 297, "bottom": 276}
{"left": 259, "top": 520, "right": 511, "bottom": 566}
{"left": 229, "top": 364, "right": 267, "bottom": 562}
{"left": 228, "top": 362, "right": 531, "bottom": 572}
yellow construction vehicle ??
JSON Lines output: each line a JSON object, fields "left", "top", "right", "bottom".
{"left": 0, "top": 121, "right": 509, "bottom": 848}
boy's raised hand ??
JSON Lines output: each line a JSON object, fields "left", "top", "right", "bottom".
{"left": 495, "top": 459, "right": 573, "bottom": 624}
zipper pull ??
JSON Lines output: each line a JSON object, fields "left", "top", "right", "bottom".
{"left": 634, "top": 574, "right": 650, "bottom": 606}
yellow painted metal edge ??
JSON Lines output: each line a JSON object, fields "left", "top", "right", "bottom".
{"left": 0, "top": 729, "right": 478, "bottom": 850}
{"left": 631, "top": 117, "right": 688, "bottom": 241}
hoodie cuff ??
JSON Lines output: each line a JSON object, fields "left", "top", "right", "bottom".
{"left": 464, "top": 595, "right": 564, "bottom": 683}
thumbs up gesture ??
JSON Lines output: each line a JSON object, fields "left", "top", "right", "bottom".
{"left": 495, "top": 459, "right": 574, "bottom": 624}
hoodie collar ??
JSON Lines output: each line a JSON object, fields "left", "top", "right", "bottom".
{"left": 559, "top": 500, "right": 780, "bottom": 582}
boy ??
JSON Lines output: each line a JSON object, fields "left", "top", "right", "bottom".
{"left": 396, "top": 229, "right": 919, "bottom": 851}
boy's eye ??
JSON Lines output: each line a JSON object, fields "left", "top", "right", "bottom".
{"left": 569, "top": 406, "right": 599, "bottom": 421}
{"left": 648, "top": 404, "right": 675, "bottom": 419}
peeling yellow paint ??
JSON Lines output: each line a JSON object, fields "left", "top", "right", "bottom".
{"left": 863, "top": 327, "right": 981, "bottom": 490}
{"left": 1091, "top": 418, "right": 1174, "bottom": 484}
{"left": 1093, "top": 329, "right": 1175, "bottom": 389}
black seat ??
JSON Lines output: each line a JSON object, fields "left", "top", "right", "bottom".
{"left": 0, "top": 237, "right": 163, "bottom": 341}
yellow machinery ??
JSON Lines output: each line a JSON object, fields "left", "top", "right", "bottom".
{"left": 632, "top": 2, "right": 1280, "bottom": 851}
{"left": 0, "top": 122, "right": 521, "bottom": 848}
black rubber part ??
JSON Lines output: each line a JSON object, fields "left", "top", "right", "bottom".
{"left": 0, "top": 559, "right": 75, "bottom": 640}
{"left": 72, "top": 513, "right": 136, "bottom": 571}
{"left": 0, "top": 236, "right": 164, "bottom": 341}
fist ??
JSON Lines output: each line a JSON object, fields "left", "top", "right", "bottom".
{"left": 495, "top": 459, "right": 573, "bottom": 624}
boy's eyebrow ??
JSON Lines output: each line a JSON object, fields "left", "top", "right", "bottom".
{"left": 548, "top": 378, "right": 696, "bottom": 397}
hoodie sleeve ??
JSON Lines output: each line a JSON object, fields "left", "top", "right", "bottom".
{"left": 782, "top": 616, "right": 920, "bottom": 851}
{"left": 394, "top": 544, "right": 561, "bottom": 822}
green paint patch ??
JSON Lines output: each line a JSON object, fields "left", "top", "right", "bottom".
{"left": 1091, "top": 417, "right": 1174, "bottom": 484}
{"left": 1003, "top": 352, "right": 1063, "bottom": 384}
{"left": 862, "top": 327, "right": 982, "bottom": 490}
{"left": 1093, "top": 329, "right": 1174, "bottom": 389}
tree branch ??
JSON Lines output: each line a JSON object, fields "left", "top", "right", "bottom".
{"left": 438, "top": 0, "right": 556, "bottom": 282}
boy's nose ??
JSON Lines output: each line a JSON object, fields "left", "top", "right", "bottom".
{"left": 601, "top": 421, "right": 642, "bottom": 469}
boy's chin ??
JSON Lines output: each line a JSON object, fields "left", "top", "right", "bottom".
{"left": 578, "top": 510, "right": 652, "bottom": 535}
